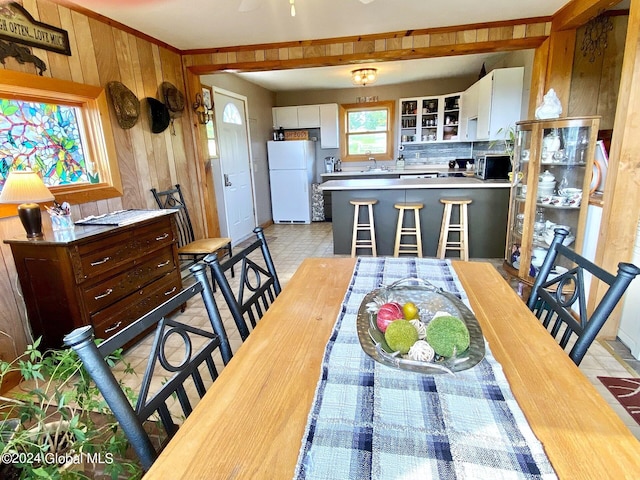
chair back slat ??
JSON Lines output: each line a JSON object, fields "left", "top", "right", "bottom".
{"left": 64, "top": 263, "right": 231, "bottom": 472}
{"left": 151, "top": 184, "right": 197, "bottom": 247}
{"left": 527, "top": 228, "right": 640, "bottom": 365}
{"left": 207, "top": 227, "right": 281, "bottom": 341}
{"left": 175, "top": 385, "right": 193, "bottom": 418}
{"left": 157, "top": 404, "right": 178, "bottom": 437}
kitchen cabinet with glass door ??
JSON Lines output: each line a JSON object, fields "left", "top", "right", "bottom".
{"left": 398, "top": 93, "right": 460, "bottom": 146}
{"left": 504, "top": 116, "right": 600, "bottom": 286}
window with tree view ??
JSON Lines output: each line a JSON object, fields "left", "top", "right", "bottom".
{"left": 340, "top": 101, "right": 394, "bottom": 161}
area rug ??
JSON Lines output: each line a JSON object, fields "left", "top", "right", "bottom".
{"left": 598, "top": 377, "right": 640, "bottom": 426}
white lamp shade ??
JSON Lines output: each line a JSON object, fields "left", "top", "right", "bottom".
{"left": 0, "top": 171, "right": 55, "bottom": 204}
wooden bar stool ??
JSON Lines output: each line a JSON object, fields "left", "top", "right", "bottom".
{"left": 437, "top": 198, "right": 472, "bottom": 261}
{"left": 393, "top": 203, "right": 423, "bottom": 257}
{"left": 350, "top": 199, "right": 378, "bottom": 257}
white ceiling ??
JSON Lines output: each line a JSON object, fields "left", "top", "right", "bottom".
{"left": 67, "top": 0, "right": 629, "bottom": 92}
{"left": 69, "top": 0, "right": 571, "bottom": 50}
{"left": 229, "top": 53, "right": 514, "bottom": 91}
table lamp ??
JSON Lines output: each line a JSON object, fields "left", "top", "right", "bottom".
{"left": 0, "top": 171, "right": 55, "bottom": 238}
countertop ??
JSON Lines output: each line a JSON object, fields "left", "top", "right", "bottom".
{"left": 319, "top": 177, "right": 511, "bottom": 191}
{"left": 320, "top": 164, "right": 465, "bottom": 177}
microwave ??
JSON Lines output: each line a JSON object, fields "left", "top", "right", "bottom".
{"left": 475, "top": 154, "right": 511, "bottom": 180}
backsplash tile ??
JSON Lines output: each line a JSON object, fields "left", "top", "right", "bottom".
{"left": 402, "top": 141, "right": 509, "bottom": 166}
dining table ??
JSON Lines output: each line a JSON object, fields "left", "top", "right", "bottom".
{"left": 142, "top": 257, "right": 640, "bottom": 479}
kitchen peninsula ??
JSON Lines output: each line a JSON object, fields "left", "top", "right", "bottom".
{"left": 320, "top": 176, "right": 510, "bottom": 257}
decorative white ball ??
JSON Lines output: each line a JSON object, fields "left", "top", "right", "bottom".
{"left": 407, "top": 340, "right": 435, "bottom": 362}
{"left": 432, "top": 310, "right": 452, "bottom": 320}
{"left": 409, "top": 319, "right": 427, "bottom": 340}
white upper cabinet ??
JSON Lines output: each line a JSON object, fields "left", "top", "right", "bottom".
{"left": 459, "top": 82, "right": 479, "bottom": 141}
{"left": 399, "top": 67, "right": 523, "bottom": 145}
{"left": 297, "top": 105, "right": 321, "bottom": 127}
{"left": 319, "top": 103, "right": 339, "bottom": 148}
{"left": 273, "top": 105, "right": 321, "bottom": 129}
{"left": 272, "top": 106, "right": 299, "bottom": 129}
{"left": 476, "top": 73, "right": 494, "bottom": 140}
{"left": 466, "top": 67, "right": 524, "bottom": 141}
{"left": 460, "top": 67, "right": 524, "bottom": 142}
{"left": 272, "top": 104, "right": 339, "bottom": 148}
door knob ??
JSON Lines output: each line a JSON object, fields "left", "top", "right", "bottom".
{"left": 224, "top": 174, "right": 232, "bottom": 186}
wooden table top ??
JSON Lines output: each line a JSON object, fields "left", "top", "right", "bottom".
{"left": 143, "top": 258, "right": 640, "bottom": 479}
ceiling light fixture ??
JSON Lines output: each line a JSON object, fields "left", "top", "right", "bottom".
{"left": 290, "top": 0, "right": 295, "bottom": 17}
{"left": 352, "top": 68, "right": 377, "bottom": 86}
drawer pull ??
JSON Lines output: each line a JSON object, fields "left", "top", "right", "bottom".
{"left": 104, "top": 321, "right": 122, "bottom": 333}
{"left": 164, "top": 286, "right": 177, "bottom": 296}
{"left": 155, "top": 233, "right": 169, "bottom": 241}
{"left": 157, "top": 260, "right": 171, "bottom": 268}
{"left": 94, "top": 288, "right": 113, "bottom": 300}
{"left": 90, "top": 256, "right": 111, "bottom": 266}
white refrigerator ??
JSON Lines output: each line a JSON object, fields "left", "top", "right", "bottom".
{"left": 267, "top": 140, "right": 316, "bottom": 224}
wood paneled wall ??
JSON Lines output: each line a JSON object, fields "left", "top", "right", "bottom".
{"left": 591, "top": 1, "right": 640, "bottom": 337}
{"left": 0, "top": 0, "right": 201, "bottom": 361}
{"left": 569, "top": 15, "right": 628, "bottom": 129}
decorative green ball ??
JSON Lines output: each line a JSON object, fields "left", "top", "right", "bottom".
{"left": 425, "top": 315, "right": 470, "bottom": 358}
{"left": 384, "top": 319, "right": 419, "bottom": 354}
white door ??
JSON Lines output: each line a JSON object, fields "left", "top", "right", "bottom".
{"left": 213, "top": 89, "right": 256, "bottom": 244}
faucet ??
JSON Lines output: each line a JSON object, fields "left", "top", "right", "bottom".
{"left": 366, "top": 151, "right": 376, "bottom": 169}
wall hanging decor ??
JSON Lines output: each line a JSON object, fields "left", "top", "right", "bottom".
{"left": 107, "top": 81, "right": 140, "bottom": 130}
{"left": 146, "top": 97, "right": 170, "bottom": 134}
{"left": 0, "top": 3, "right": 70, "bottom": 56}
{"left": 0, "top": 39, "right": 46, "bottom": 75}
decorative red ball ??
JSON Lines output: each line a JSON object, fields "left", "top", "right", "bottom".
{"left": 376, "top": 302, "right": 404, "bottom": 332}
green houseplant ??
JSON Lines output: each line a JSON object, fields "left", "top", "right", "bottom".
{"left": 491, "top": 125, "right": 517, "bottom": 166}
{"left": 0, "top": 338, "right": 143, "bottom": 480}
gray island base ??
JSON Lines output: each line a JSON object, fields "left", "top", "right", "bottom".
{"left": 320, "top": 177, "right": 510, "bottom": 258}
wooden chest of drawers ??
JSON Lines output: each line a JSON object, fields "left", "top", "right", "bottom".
{"left": 5, "top": 212, "right": 182, "bottom": 350}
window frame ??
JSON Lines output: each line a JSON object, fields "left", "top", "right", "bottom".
{"left": 201, "top": 84, "right": 219, "bottom": 158}
{"left": 0, "top": 70, "right": 122, "bottom": 218}
{"left": 339, "top": 100, "right": 395, "bottom": 162}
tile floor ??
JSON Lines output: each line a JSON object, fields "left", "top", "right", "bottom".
{"left": 120, "top": 221, "right": 640, "bottom": 439}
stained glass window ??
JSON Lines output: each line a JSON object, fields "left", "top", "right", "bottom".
{"left": 0, "top": 98, "right": 99, "bottom": 191}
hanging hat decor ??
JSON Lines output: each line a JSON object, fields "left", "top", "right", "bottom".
{"left": 161, "top": 82, "right": 185, "bottom": 118}
{"left": 146, "top": 97, "right": 171, "bottom": 134}
{"left": 107, "top": 81, "right": 140, "bottom": 129}
{"left": 160, "top": 82, "right": 184, "bottom": 135}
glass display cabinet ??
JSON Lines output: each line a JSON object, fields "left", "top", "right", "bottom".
{"left": 504, "top": 116, "right": 600, "bottom": 285}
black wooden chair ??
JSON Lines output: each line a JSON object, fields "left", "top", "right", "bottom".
{"left": 206, "top": 227, "right": 281, "bottom": 341}
{"left": 151, "top": 184, "right": 232, "bottom": 274}
{"left": 63, "top": 263, "right": 232, "bottom": 471}
{"left": 527, "top": 228, "right": 640, "bottom": 366}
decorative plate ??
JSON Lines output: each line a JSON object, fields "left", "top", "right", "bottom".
{"left": 356, "top": 278, "right": 485, "bottom": 375}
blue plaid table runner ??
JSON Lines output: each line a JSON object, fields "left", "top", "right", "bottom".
{"left": 294, "top": 257, "right": 557, "bottom": 480}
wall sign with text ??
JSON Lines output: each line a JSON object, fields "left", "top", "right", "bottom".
{"left": 0, "top": 3, "right": 71, "bottom": 56}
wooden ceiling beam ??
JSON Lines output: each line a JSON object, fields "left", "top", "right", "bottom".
{"left": 552, "top": 0, "right": 621, "bottom": 31}
{"left": 187, "top": 37, "right": 546, "bottom": 75}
